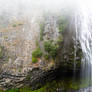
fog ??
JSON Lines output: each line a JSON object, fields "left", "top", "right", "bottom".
{"left": 0, "top": 0, "right": 91, "bottom": 20}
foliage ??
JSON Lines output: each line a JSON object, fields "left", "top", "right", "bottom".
{"left": 2, "top": 87, "right": 46, "bottom": 92}
{"left": 58, "top": 16, "right": 68, "bottom": 33}
{"left": 57, "top": 36, "right": 63, "bottom": 43}
{"left": 44, "top": 41, "right": 52, "bottom": 53}
{"left": 35, "top": 40, "right": 39, "bottom": 48}
{"left": 12, "top": 23, "right": 23, "bottom": 27}
{"left": 0, "top": 89, "right": 3, "bottom": 92}
{"left": 32, "top": 48, "right": 42, "bottom": 58}
{"left": 18, "top": 23, "right": 23, "bottom": 26}
{"left": 40, "top": 23, "right": 45, "bottom": 41}
{"left": 1, "top": 78, "right": 90, "bottom": 92}
{"left": 0, "top": 46, "right": 4, "bottom": 58}
{"left": 44, "top": 41, "right": 58, "bottom": 59}
{"left": 32, "top": 48, "right": 42, "bottom": 63}
{"left": 12, "top": 24, "right": 17, "bottom": 27}
{"left": 32, "top": 57, "right": 38, "bottom": 63}
{"left": 44, "top": 54, "right": 50, "bottom": 60}
{"left": 5, "top": 88, "right": 19, "bottom": 92}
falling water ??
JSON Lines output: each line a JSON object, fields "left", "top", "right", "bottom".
{"left": 75, "top": 4, "right": 92, "bottom": 91}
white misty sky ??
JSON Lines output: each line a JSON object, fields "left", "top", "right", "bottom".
{"left": 0, "top": 0, "right": 91, "bottom": 16}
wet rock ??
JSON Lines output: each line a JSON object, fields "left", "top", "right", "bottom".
{"left": 0, "top": 72, "right": 26, "bottom": 89}
{"left": 25, "top": 67, "right": 57, "bottom": 90}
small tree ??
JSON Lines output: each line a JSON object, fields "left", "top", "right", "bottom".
{"left": 32, "top": 48, "right": 43, "bottom": 58}
{"left": 44, "top": 41, "right": 58, "bottom": 59}
{"left": 32, "top": 57, "right": 38, "bottom": 63}
{"left": 32, "top": 48, "right": 42, "bottom": 63}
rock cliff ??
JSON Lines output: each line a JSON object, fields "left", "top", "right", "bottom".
{"left": 0, "top": 13, "right": 82, "bottom": 90}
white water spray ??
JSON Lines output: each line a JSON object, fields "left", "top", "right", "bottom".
{"left": 75, "top": 3, "right": 92, "bottom": 89}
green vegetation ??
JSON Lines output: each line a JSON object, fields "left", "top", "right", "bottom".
{"left": 32, "top": 57, "right": 38, "bottom": 63}
{"left": 12, "top": 23, "right": 23, "bottom": 27}
{"left": 0, "top": 78, "right": 90, "bottom": 92}
{"left": 44, "top": 41, "right": 59, "bottom": 59}
{"left": 32, "top": 48, "right": 42, "bottom": 58}
{"left": 32, "top": 48, "right": 42, "bottom": 63}
{"left": 12, "top": 24, "right": 17, "bottom": 27}
{"left": 35, "top": 40, "right": 40, "bottom": 48}
{"left": 0, "top": 46, "right": 4, "bottom": 58}
{"left": 40, "top": 23, "right": 45, "bottom": 41}
{"left": 0, "top": 87, "right": 46, "bottom": 92}
{"left": 44, "top": 54, "right": 50, "bottom": 60}
{"left": 58, "top": 16, "right": 68, "bottom": 33}
{"left": 18, "top": 23, "right": 23, "bottom": 26}
{"left": 5, "top": 88, "right": 19, "bottom": 92}
{"left": 57, "top": 36, "right": 63, "bottom": 43}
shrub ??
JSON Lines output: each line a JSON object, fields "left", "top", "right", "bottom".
{"left": 32, "top": 57, "right": 38, "bottom": 63}
{"left": 0, "top": 46, "right": 4, "bottom": 59}
{"left": 32, "top": 48, "right": 42, "bottom": 58}
{"left": 58, "top": 16, "right": 68, "bottom": 33}
{"left": 44, "top": 41, "right": 58, "bottom": 59}
{"left": 57, "top": 36, "right": 63, "bottom": 43}
{"left": 35, "top": 40, "right": 39, "bottom": 48}
{"left": 44, "top": 41, "right": 52, "bottom": 53}
{"left": 18, "top": 23, "right": 23, "bottom": 26}
{"left": 32, "top": 48, "right": 42, "bottom": 63}
{"left": 44, "top": 54, "right": 50, "bottom": 60}
{"left": 40, "top": 30, "right": 43, "bottom": 41}
{"left": 49, "top": 48, "right": 57, "bottom": 58}
{"left": 12, "top": 24, "right": 17, "bottom": 27}
{"left": 5, "top": 88, "right": 19, "bottom": 92}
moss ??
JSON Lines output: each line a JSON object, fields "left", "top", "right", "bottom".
{"left": 0, "top": 89, "right": 3, "bottom": 92}
{"left": 70, "top": 83, "right": 79, "bottom": 90}
{"left": 32, "top": 57, "right": 38, "bottom": 63}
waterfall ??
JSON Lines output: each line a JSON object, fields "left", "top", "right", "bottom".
{"left": 75, "top": 5, "right": 92, "bottom": 89}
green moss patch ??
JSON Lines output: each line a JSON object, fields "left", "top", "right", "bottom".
{"left": 32, "top": 48, "right": 42, "bottom": 63}
{"left": 32, "top": 57, "right": 38, "bottom": 63}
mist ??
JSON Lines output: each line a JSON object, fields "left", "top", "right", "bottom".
{"left": 0, "top": 0, "right": 90, "bottom": 19}
{"left": 0, "top": 0, "right": 91, "bottom": 26}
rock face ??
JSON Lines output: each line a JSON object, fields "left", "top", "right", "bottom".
{"left": 0, "top": 14, "right": 82, "bottom": 89}
{"left": 0, "top": 72, "right": 25, "bottom": 89}
{"left": 0, "top": 18, "right": 40, "bottom": 74}
{"left": 25, "top": 67, "right": 57, "bottom": 90}
{"left": 56, "top": 28, "right": 82, "bottom": 71}
{"left": 0, "top": 67, "right": 58, "bottom": 90}
{"left": 43, "top": 15, "right": 59, "bottom": 41}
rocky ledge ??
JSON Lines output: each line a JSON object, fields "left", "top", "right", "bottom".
{"left": 0, "top": 67, "right": 57, "bottom": 90}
